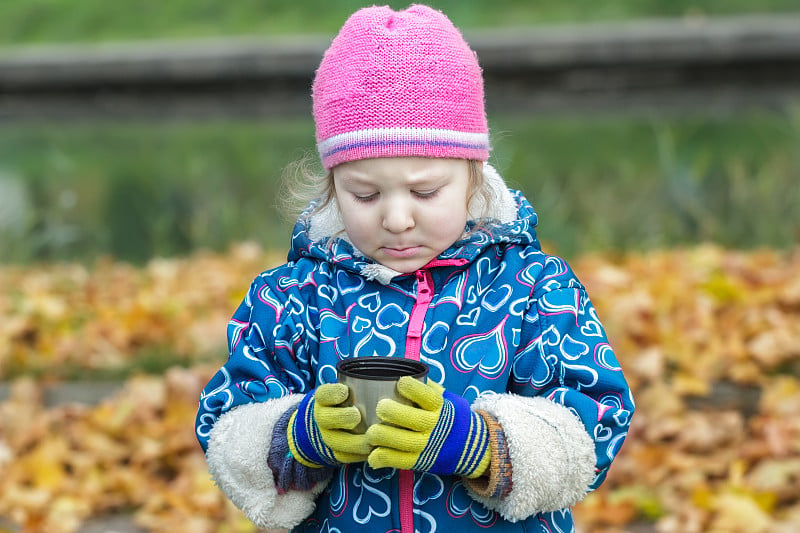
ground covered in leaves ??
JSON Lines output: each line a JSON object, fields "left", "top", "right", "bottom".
{"left": 1, "top": 243, "right": 799, "bottom": 532}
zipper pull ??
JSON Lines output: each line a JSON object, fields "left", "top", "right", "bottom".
{"left": 416, "top": 270, "right": 430, "bottom": 297}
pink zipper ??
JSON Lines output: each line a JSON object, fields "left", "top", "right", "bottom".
{"left": 400, "top": 269, "right": 435, "bottom": 532}
{"left": 398, "top": 469, "right": 415, "bottom": 533}
{"left": 399, "top": 261, "right": 466, "bottom": 532}
{"left": 404, "top": 270, "right": 433, "bottom": 361}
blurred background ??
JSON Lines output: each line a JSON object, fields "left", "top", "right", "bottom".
{"left": 1, "top": 0, "right": 799, "bottom": 263}
{"left": 1, "top": 1, "right": 799, "bottom": 532}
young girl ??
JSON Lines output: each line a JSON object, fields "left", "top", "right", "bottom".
{"left": 195, "top": 5, "right": 634, "bottom": 533}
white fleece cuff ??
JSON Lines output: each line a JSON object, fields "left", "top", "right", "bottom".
{"left": 206, "top": 394, "right": 329, "bottom": 529}
{"left": 468, "top": 393, "right": 596, "bottom": 522}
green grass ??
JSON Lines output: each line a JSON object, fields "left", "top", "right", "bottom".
{"left": 2, "top": 109, "right": 798, "bottom": 264}
{"left": 493, "top": 111, "right": 800, "bottom": 254}
{"left": 0, "top": 120, "right": 314, "bottom": 263}
{"left": 0, "top": 0, "right": 799, "bottom": 45}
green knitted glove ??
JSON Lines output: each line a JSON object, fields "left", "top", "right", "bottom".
{"left": 287, "top": 383, "right": 371, "bottom": 468}
{"left": 366, "top": 376, "right": 491, "bottom": 478}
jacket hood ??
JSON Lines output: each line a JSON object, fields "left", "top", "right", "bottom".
{"left": 287, "top": 164, "right": 541, "bottom": 283}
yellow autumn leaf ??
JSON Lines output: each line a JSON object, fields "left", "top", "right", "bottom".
{"left": 708, "top": 491, "right": 773, "bottom": 532}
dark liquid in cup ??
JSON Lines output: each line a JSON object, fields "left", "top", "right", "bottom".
{"left": 337, "top": 357, "right": 429, "bottom": 381}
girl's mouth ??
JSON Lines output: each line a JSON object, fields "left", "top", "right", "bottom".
{"left": 382, "top": 246, "right": 421, "bottom": 258}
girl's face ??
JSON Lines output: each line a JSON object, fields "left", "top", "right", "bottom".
{"left": 333, "top": 157, "right": 471, "bottom": 273}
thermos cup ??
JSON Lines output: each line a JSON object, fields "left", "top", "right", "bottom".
{"left": 336, "top": 357, "right": 429, "bottom": 434}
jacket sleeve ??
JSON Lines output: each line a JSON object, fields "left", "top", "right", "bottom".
{"left": 466, "top": 256, "right": 634, "bottom": 521}
{"left": 206, "top": 394, "right": 330, "bottom": 529}
{"left": 195, "top": 270, "right": 324, "bottom": 529}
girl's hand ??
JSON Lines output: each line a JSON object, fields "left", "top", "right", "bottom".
{"left": 366, "top": 376, "right": 490, "bottom": 478}
{"left": 288, "top": 383, "right": 371, "bottom": 467}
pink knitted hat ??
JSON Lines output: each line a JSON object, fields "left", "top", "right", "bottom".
{"left": 313, "top": 4, "right": 489, "bottom": 170}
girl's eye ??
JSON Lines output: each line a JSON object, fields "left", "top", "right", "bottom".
{"left": 413, "top": 189, "right": 440, "bottom": 199}
{"left": 353, "top": 192, "right": 378, "bottom": 203}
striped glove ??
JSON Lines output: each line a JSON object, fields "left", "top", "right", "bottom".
{"left": 366, "top": 376, "right": 491, "bottom": 478}
{"left": 287, "top": 383, "right": 371, "bottom": 468}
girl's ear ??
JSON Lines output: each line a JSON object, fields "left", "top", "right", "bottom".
{"left": 468, "top": 164, "right": 517, "bottom": 224}
{"left": 307, "top": 196, "right": 346, "bottom": 243}
{"left": 466, "top": 160, "right": 489, "bottom": 221}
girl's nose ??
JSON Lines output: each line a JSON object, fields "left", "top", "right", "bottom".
{"left": 381, "top": 200, "right": 415, "bottom": 233}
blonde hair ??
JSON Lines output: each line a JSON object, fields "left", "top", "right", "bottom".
{"left": 279, "top": 158, "right": 492, "bottom": 225}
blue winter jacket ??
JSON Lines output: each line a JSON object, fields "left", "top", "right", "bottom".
{"left": 196, "top": 167, "right": 634, "bottom": 533}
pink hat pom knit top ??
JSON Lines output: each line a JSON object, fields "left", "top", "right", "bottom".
{"left": 313, "top": 4, "right": 490, "bottom": 170}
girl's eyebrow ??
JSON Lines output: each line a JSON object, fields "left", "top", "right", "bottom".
{"left": 336, "top": 171, "right": 449, "bottom": 185}
{"left": 408, "top": 177, "right": 446, "bottom": 189}
{"left": 403, "top": 167, "right": 452, "bottom": 182}
{"left": 333, "top": 170, "right": 372, "bottom": 184}
{"left": 339, "top": 174, "right": 447, "bottom": 186}
{"left": 408, "top": 174, "right": 451, "bottom": 188}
